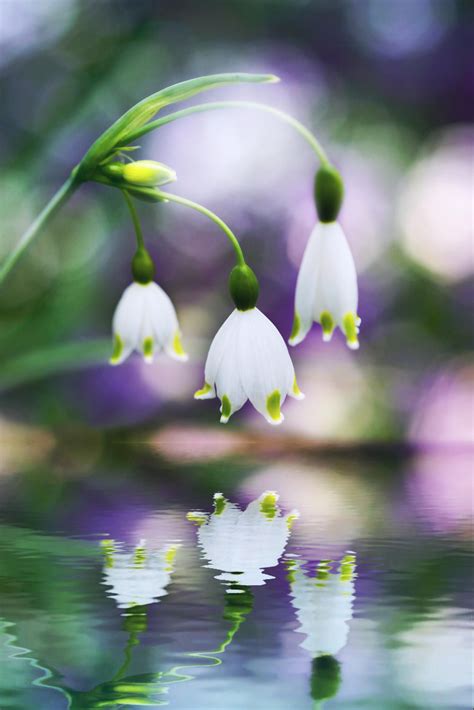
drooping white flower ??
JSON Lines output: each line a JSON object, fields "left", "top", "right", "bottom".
{"left": 187, "top": 491, "right": 299, "bottom": 588}
{"left": 194, "top": 308, "right": 304, "bottom": 425}
{"left": 287, "top": 553, "right": 356, "bottom": 657}
{"left": 289, "top": 221, "right": 360, "bottom": 349}
{"left": 110, "top": 281, "right": 187, "bottom": 365}
{"left": 101, "top": 539, "right": 179, "bottom": 609}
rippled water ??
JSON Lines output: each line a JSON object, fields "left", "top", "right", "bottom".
{"left": 0, "top": 442, "right": 472, "bottom": 709}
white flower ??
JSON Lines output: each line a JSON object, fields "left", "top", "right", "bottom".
{"left": 187, "top": 491, "right": 299, "bottom": 588}
{"left": 110, "top": 281, "right": 187, "bottom": 365}
{"left": 101, "top": 539, "right": 179, "bottom": 609}
{"left": 194, "top": 308, "right": 304, "bottom": 425}
{"left": 287, "top": 553, "right": 356, "bottom": 656}
{"left": 289, "top": 222, "right": 360, "bottom": 349}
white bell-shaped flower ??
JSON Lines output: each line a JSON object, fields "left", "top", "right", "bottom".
{"left": 289, "top": 221, "right": 360, "bottom": 349}
{"left": 101, "top": 539, "right": 179, "bottom": 609}
{"left": 187, "top": 491, "right": 299, "bottom": 588}
{"left": 287, "top": 553, "right": 356, "bottom": 656}
{"left": 194, "top": 308, "right": 304, "bottom": 425}
{"left": 110, "top": 281, "right": 187, "bottom": 365}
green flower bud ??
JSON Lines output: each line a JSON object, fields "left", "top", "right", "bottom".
{"left": 229, "top": 264, "right": 259, "bottom": 311}
{"left": 122, "top": 160, "right": 177, "bottom": 187}
{"left": 100, "top": 160, "right": 176, "bottom": 187}
{"left": 132, "top": 247, "right": 155, "bottom": 284}
{"left": 315, "top": 165, "right": 344, "bottom": 222}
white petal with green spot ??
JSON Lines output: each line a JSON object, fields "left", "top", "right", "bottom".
{"left": 110, "top": 281, "right": 187, "bottom": 365}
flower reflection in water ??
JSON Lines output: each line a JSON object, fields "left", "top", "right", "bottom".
{"left": 187, "top": 490, "right": 299, "bottom": 588}
{"left": 100, "top": 538, "right": 180, "bottom": 609}
{"left": 287, "top": 553, "right": 357, "bottom": 707}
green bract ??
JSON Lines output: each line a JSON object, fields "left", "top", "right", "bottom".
{"left": 76, "top": 73, "right": 278, "bottom": 181}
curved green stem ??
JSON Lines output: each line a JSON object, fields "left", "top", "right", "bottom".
{"left": 122, "top": 190, "right": 145, "bottom": 250}
{"left": 0, "top": 172, "right": 79, "bottom": 287}
{"left": 156, "top": 190, "right": 245, "bottom": 266}
{"left": 127, "top": 100, "right": 330, "bottom": 167}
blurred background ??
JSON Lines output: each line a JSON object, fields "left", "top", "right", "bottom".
{"left": 0, "top": 0, "right": 472, "bottom": 444}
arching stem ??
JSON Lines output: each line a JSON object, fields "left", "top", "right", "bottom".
{"left": 127, "top": 100, "right": 331, "bottom": 167}
{"left": 122, "top": 190, "right": 145, "bottom": 250}
{"left": 156, "top": 190, "right": 246, "bottom": 266}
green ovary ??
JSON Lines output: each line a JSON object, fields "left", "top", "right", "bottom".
{"left": 266, "top": 390, "right": 282, "bottom": 422}
{"left": 110, "top": 334, "right": 123, "bottom": 364}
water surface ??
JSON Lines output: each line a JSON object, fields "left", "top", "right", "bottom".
{"left": 0, "top": 439, "right": 472, "bottom": 709}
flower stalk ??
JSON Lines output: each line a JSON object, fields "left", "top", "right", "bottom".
{"left": 155, "top": 189, "right": 246, "bottom": 267}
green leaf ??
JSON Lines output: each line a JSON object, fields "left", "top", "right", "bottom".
{"left": 78, "top": 72, "right": 278, "bottom": 179}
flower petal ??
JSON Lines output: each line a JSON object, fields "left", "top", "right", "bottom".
{"left": 313, "top": 222, "right": 358, "bottom": 329}
{"left": 290, "top": 223, "right": 322, "bottom": 345}
{"left": 239, "top": 309, "right": 294, "bottom": 424}
{"left": 203, "top": 310, "right": 239, "bottom": 387}
{"left": 214, "top": 312, "right": 247, "bottom": 423}
{"left": 111, "top": 282, "right": 147, "bottom": 361}
{"left": 147, "top": 282, "right": 179, "bottom": 348}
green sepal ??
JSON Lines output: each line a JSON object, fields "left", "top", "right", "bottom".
{"left": 315, "top": 165, "right": 344, "bottom": 222}
{"left": 132, "top": 247, "right": 155, "bottom": 284}
{"left": 76, "top": 73, "right": 278, "bottom": 180}
{"left": 229, "top": 264, "right": 259, "bottom": 311}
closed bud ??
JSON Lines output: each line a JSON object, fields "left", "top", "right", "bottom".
{"left": 122, "top": 160, "right": 177, "bottom": 187}
{"left": 229, "top": 264, "right": 259, "bottom": 311}
{"left": 315, "top": 165, "right": 344, "bottom": 223}
{"left": 101, "top": 160, "right": 177, "bottom": 187}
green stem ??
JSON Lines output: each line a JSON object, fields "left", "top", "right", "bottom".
{"left": 122, "top": 190, "right": 145, "bottom": 250}
{"left": 127, "top": 100, "right": 330, "bottom": 167}
{"left": 156, "top": 190, "right": 245, "bottom": 266}
{"left": 0, "top": 172, "right": 79, "bottom": 286}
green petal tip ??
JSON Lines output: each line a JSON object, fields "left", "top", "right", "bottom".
{"left": 194, "top": 382, "right": 214, "bottom": 399}
{"left": 109, "top": 334, "right": 124, "bottom": 365}
{"left": 343, "top": 312, "right": 360, "bottom": 350}
{"left": 266, "top": 390, "right": 284, "bottom": 425}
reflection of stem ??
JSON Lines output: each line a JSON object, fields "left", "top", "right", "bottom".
{"left": 0, "top": 173, "right": 79, "bottom": 287}
{"left": 126, "top": 100, "right": 330, "bottom": 167}
{"left": 111, "top": 629, "right": 139, "bottom": 682}
{"left": 164, "top": 601, "right": 247, "bottom": 683}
